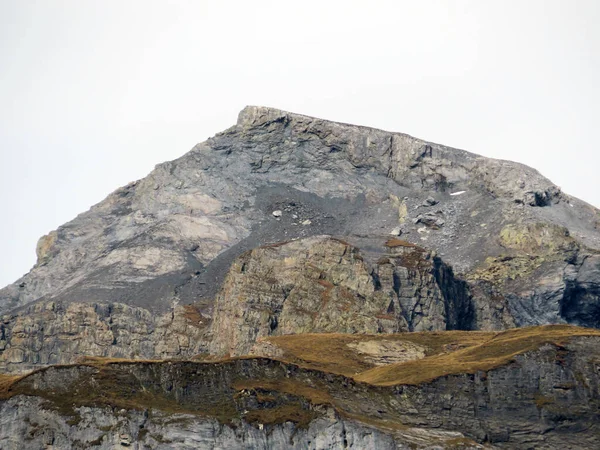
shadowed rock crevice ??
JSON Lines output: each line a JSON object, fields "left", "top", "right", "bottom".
{"left": 561, "top": 256, "right": 600, "bottom": 328}
{"left": 433, "top": 256, "right": 475, "bottom": 331}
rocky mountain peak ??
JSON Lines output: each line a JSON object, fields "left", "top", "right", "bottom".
{"left": 237, "top": 105, "right": 290, "bottom": 127}
{"left": 1, "top": 107, "right": 598, "bottom": 341}
{"left": 1, "top": 107, "right": 600, "bottom": 448}
{"left": 232, "top": 105, "right": 563, "bottom": 207}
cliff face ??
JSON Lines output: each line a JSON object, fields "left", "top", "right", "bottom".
{"left": 0, "top": 302, "right": 208, "bottom": 373}
{"left": 209, "top": 236, "right": 472, "bottom": 356}
{"left": 1, "top": 107, "right": 600, "bottom": 448}
{"left": 0, "top": 397, "right": 418, "bottom": 450}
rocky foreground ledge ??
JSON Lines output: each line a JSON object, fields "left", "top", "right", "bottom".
{"left": 1, "top": 325, "right": 599, "bottom": 449}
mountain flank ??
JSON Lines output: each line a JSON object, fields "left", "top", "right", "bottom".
{"left": 1, "top": 106, "right": 600, "bottom": 448}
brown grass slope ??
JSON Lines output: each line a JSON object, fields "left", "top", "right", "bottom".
{"left": 262, "top": 325, "right": 600, "bottom": 385}
{"left": 357, "top": 325, "right": 600, "bottom": 385}
{"left": 260, "top": 330, "right": 491, "bottom": 377}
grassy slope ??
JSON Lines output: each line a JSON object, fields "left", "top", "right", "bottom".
{"left": 260, "top": 330, "right": 493, "bottom": 377}
{"left": 261, "top": 325, "right": 600, "bottom": 385}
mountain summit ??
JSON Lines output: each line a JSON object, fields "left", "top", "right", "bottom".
{"left": 1, "top": 107, "right": 599, "bottom": 448}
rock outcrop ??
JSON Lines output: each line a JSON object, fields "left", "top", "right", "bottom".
{"left": 3, "top": 106, "right": 599, "bottom": 322}
{"left": 0, "top": 396, "right": 434, "bottom": 450}
{"left": 210, "top": 236, "right": 472, "bottom": 356}
{"left": 0, "top": 106, "right": 599, "bottom": 368}
{"left": 0, "top": 301, "right": 208, "bottom": 373}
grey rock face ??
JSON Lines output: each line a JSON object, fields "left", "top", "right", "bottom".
{"left": 467, "top": 223, "right": 600, "bottom": 330}
{"left": 381, "top": 338, "right": 600, "bottom": 448}
{"left": 0, "top": 395, "right": 486, "bottom": 449}
{"left": 0, "top": 105, "right": 599, "bottom": 369}
{"left": 562, "top": 254, "right": 600, "bottom": 327}
{"left": 0, "top": 396, "right": 415, "bottom": 450}
{"left": 0, "top": 301, "right": 208, "bottom": 373}
{"left": 414, "top": 211, "right": 445, "bottom": 229}
{"left": 209, "top": 236, "right": 473, "bottom": 356}
{"left": 0, "top": 233, "right": 474, "bottom": 371}
{"left": 0, "top": 106, "right": 589, "bottom": 310}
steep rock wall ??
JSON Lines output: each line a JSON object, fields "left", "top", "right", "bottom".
{"left": 209, "top": 236, "right": 474, "bottom": 356}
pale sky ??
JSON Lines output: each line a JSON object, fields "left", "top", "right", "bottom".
{"left": 1, "top": 0, "right": 599, "bottom": 288}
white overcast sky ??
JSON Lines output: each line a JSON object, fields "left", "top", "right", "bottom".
{"left": 1, "top": 0, "right": 599, "bottom": 288}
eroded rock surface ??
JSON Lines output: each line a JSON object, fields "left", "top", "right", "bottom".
{"left": 346, "top": 339, "right": 426, "bottom": 366}
{"left": 3, "top": 106, "right": 599, "bottom": 316}
{"left": 0, "top": 107, "right": 598, "bottom": 373}
{"left": 209, "top": 236, "right": 472, "bottom": 356}
{"left": 0, "top": 302, "right": 208, "bottom": 373}
{"left": 0, "top": 106, "right": 599, "bottom": 370}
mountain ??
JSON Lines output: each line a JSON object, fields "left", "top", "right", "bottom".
{"left": 1, "top": 107, "right": 599, "bottom": 449}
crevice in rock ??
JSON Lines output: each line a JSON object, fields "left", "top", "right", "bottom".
{"left": 432, "top": 257, "right": 475, "bottom": 331}
{"left": 561, "top": 281, "right": 600, "bottom": 328}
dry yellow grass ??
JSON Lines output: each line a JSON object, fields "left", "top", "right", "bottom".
{"left": 232, "top": 378, "right": 333, "bottom": 405}
{"left": 355, "top": 325, "right": 600, "bottom": 386}
{"left": 262, "top": 330, "right": 495, "bottom": 377}
{"left": 260, "top": 325, "right": 600, "bottom": 386}
{"left": 0, "top": 374, "right": 24, "bottom": 400}
{"left": 243, "top": 403, "right": 317, "bottom": 429}
{"left": 76, "top": 356, "right": 163, "bottom": 365}
{"left": 0, "top": 324, "right": 598, "bottom": 417}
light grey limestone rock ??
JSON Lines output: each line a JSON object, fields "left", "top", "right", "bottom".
{"left": 0, "top": 301, "right": 208, "bottom": 373}
{"left": 0, "top": 397, "right": 483, "bottom": 450}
